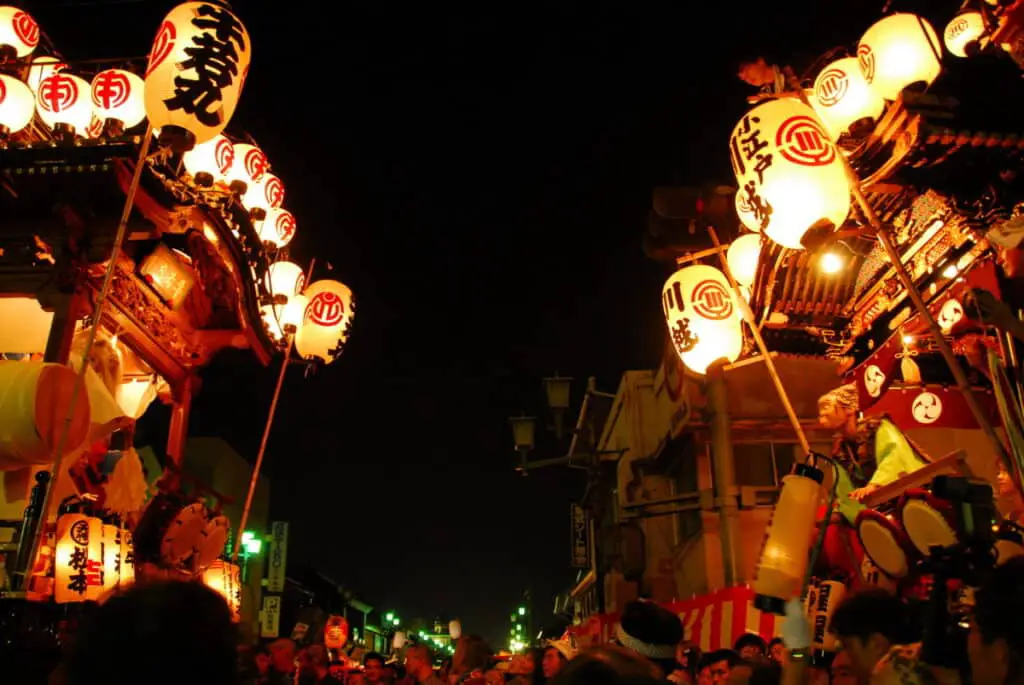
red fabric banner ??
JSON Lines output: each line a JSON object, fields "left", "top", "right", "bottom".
{"left": 865, "top": 385, "right": 1002, "bottom": 430}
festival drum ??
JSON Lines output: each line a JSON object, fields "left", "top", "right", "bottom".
{"left": 898, "top": 489, "right": 959, "bottom": 558}
{"left": 994, "top": 521, "right": 1024, "bottom": 566}
{"left": 855, "top": 509, "right": 917, "bottom": 579}
{"left": 134, "top": 493, "right": 208, "bottom": 566}
{"left": 195, "top": 513, "right": 230, "bottom": 569}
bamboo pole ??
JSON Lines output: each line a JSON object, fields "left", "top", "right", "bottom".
{"left": 708, "top": 227, "right": 812, "bottom": 458}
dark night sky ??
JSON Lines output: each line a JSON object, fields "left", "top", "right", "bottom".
{"left": 30, "top": 0, "right": 936, "bottom": 647}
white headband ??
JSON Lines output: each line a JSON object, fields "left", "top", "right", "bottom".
{"left": 615, "top": 623, "right": 678, "bottom": 660}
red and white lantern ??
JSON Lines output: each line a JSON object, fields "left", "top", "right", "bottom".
{"left": 91, "top": 69, "right": 146, "bottom": 130}
{"left": 0, "top": 6, "right": 39, "bottom": 58}
{"left": 858, "top": 14, "right": 942, "bottom": 101}
{"left": 661, "top": 264, "right": 742, "bottom": 375}
{"left": 224, "top": 142, "right": 267, "bottom": 193}
{"left": 54, "top": 513, "right": 105, "bottom": 604}
{"left": 267, "top": 260, "right": 304, "bottom": 301}
{"left": 36, "top": 73, "right": 93, "bottom": 134}
{"left": 257, "top": 208, "right": 297, "bottom": 248}
{"left": 182, "top": 133, "right": 234, "bottom": 186}
{"left": 0, "top": 74, "right": 35, "bottom": 135}
{"left": 729, "top": 99, "right": 851, "bottom": 250}
{"left": 27, "top": 57, "right": 66, "bottom": 94}
{"left": 143, "top": 2, "right": 251, "bottom": 145}
{"left": 811, "top": 57, "right": 885, "bottom": 138}
{"left": 295, "top": 279, "right": 355, "bottom": 364}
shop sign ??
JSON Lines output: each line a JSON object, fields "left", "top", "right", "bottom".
{"left": 260, "top": 595, "right": 281, "bottom": 638}
{"left": 570, "top": 504, "right": 589, "bottom": 569}
{"left": 267, "top": 521, "right": 288, "bottom": 593}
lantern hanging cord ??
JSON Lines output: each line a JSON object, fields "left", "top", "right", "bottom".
{"left": 21, "top": 126, "right": 155, "bottom": 587}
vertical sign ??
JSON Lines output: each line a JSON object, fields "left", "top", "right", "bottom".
{"left": 267, "top": 521, "right": 289, "bottom": 593}
{"left": 260, "top": 595, "right": 281, "bottom": 638}
{"left": 570, "top": 504, "right": 590, "bottom": 569}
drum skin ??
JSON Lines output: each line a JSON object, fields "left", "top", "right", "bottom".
{"left": 856, "top": 508, "right": 917, "bottom": 579}
{"left": 898, "top": 489, "right": 958, "bottom": 557}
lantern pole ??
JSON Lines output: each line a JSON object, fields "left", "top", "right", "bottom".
{"left": 20, "top": 126, "right": 155, "bottom": 588}
{"left": 707, "top": 228, "right": 812, "bottom": 458}
{"left": 232, "top": 259, "right": 315, "bottom": 562}
{"left": 781, "top": 66, "right": 1014, "bottom": 477}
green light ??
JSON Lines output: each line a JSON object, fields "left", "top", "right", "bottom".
{"left": 386, "top": 613, "right": 395, "bottom": 622}
{"left": 393, "top": 618, "right": 400, "bottom": 626}
{"left": 516, "top": 624, "right": 522, "bottom": 632}
{"left": 518, "top": 606, "right": 526, "bottom": 616}
{"left": 241, "top": 531, "right": 262, "bottom": 555}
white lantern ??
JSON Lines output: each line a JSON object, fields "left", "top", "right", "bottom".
{"left": 261, "top": 303, "right": 283, "bottom": 340}
{"left": 224, "top": 142, "right": 268, "bottom": 193}
{"left": 260, "top": 173, "right": 285, "bottom": 209}
{"left": 727, "top": 234, "right": 761, "bottom": 286}
{"left": 449, "top": 619, "right": 462, "bottom": 639}
{"left": 182, "top": 133, "right": 234, "bottom": 186}
{"left": 36, "top": 73, "right": 93, "bottom": 134}
{"left": 201, "top": 559, "right": 241, "bottom": 622}
{"left": 393, "top": 631, "right": 407, "bottom": 650}
{"left": 27, "top": 57, "right": 66, "bottom": 94}
{"left": 811, "top": 57, "right": 885, "bottom": 138}
{"left": 0, "top": 74, "right": 35, "bottom": 134}
{"left": 280, "top": 293, "right": 307, "bottom": 334}
{"left": 735, "top": 191, "right": 761, "bottom": 232}
{"left": 661, "top": 264, "right": 742, "bottom": 375}
{"left": 267, "top": 260, "right": 304, "bottom": 301}
{"left": 0, "top": 6, "right": 39, "bottom": 58}
{"left": 858, "top": 13, "right": 942, "bottom": 101}
{"left": 729, "top": 99, "right": 851, "bottom": 250}
{"left": 143, "top": 2, "right": 251, "bottom": 145}
{"left": 242, "top": 177, "right": 271, "bottom": 218}
{"left": 295, "top": 279, "right": 355, "bottom": 364}
{"left": 90, "top": 69, "right": 146, "bottom": 130}
{"left": 944, "top": 12, "right": 985, "bottom": 58}
{"left": 54, "top": 513, "right": 105, "bottom": 604}
{"left": 257, "top": 208, "right": 297, "bottom": 248}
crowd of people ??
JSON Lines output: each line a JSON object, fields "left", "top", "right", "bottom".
{"left": 37, "top": 556, "right": 1024, "bottom": 685}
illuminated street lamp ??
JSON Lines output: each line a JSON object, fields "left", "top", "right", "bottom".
{"left": 543, "top": 373, "right": 573, "bottom": 440}
{"left": 509, "top": 415, "right": 536, "bottom": 461}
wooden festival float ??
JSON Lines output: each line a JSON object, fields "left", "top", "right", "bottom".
{"left": 0, "top": 1, "right": 355, "bottom": 643}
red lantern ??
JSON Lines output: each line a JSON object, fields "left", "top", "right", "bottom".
{"left": 325, "top": 615, "right": 349, "bottom": 649}
{"left": 0, "top": 6, "right": 39, "bottom": 59}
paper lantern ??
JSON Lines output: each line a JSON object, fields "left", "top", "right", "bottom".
{"left": 261, "top": 174, "right": 285, "bottom": 209}
{"left": 36, "top": 73, "right": 93, "bottom": 134}
{"left": 0, "top": 362, "right": 90, "bottom": 469}
{"left": 661, "top": 264, "right": 742, "bottom": 375}
{"left": 729, "top": 99, "right": 851, "bottom": 250}
{"left": 120, "top": 529, "right": 136, "bottom": 585}
{"left": 257, "top": 208, "right": 297, "bottom": 248}
{"left": 54, "top": 513, "right": 105, "bottom": 604}
{"left": 295, "top": 279, "right": 355, "bottom": 364}
{"left": 726, "top": 234, "right": 761, "bottom": 286}
{"left": 261, "top": 303, "right": 283, "bottom": 340}
{"left": 101, "top": 524, "right": 135, "bottom": 592}
{"left": 280, "top": 294, "right": 307, "bottom": 334}
{"left": 224, "top": 142, "right": 268, "bottom": 193}
{"left": 267, "top": 260, "right": 304, "bottom": 301}
{"left": 449, "top": 619, "right": 462, "bottom": 639}
{"left": 0, "top": 74, "right": 35, "bottom": 135}
{"left": 735, "top": 191, "right": 761, "bottom": 232}
{"left": 90, "top": 69, "right": 146, "bottom": 130}
{"left": 325, "top": 615, "right": 350, "bottom": 649}
{"left": 27, "top": 57, "right": 66, "bottom": 93}
{"left": 201, "top": 559, "right": 241, "bottom": 622}
{"left": 182, "top": 133, "right": 233, "bottom": 186}
{"left": 143, "top": 2, "right": 251, "bottom": 145}
{"left": 858, "top": 13, "right": 942, "bottom": 101}
{"left": 811, "top": 57, "right": 885, "bottom": 138}
{"left": 393, "top": 631, "right": 407, "bottom": 650}
{"left": 944, "top": 12, "right": 985, "bottom": 58}
{"left": 0, "top": 6, "right": 39, "bottom": 58}
{"left": 245, "top": 173, "right": 285, "bottom": 220}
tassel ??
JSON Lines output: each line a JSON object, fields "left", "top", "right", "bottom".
{"left": 901, "top": 355, "right": 922, "bottom": 385}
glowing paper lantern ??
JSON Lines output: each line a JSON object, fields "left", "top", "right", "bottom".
{"left": 735, "top": 192, "right": 761, "bottom": 232}
{"left": 325, "top": 615, "right": 350, "bottom": 649}
{"left": 245, "top": 173, "right": 285, "bottom": 220}
{"left": 729, "top": 99, "right": 851, "bottom": 250}
{"left": 224, "top": 142, "right": 268, "bottom": 193}
{"left": 91, "top": 69, "right": 146, "bottom": 130}
{"left": 27, "top": 57, "right": 66, "bottom": 93}
{"left": 661, "top": 264, "right": 742, "bottom": 375}
{"left": 36, "top": 73, "right": 93, "bottom": 134}
{"left": 120, "top": 529, "right": 136, "bottom": 585}
{"left": 858, "top": 13, "right": 942, "bottom": 101}
{"left": 261, "top": 174, "right": 285, "bottom": 208}
{"left": 0, "top": 74, "right": 35, "bottom": 135}
{"left": 280, "top": 294, "right": 307, "bottom": 334}
{"left": 811, "top": 57, "right": 885, "bottom": 138}
{"left": 261, "top": 303, "right": 283, "bottom": 340}
{"left": 295, "top": 279, "right": 355, "bottom": 364}
{"left": 201, "top": 559, "right": 241, "bottom": 622}
{"left": 143, "top": 2, "right": 251, "bottom": 145}
{"left": 0, "top": 6, "right": 39, "bottom": 58}
{"left": 267, "top": 260, "right": 304, "bottom": 300}
{"left": 944, "top": 12, "right": 985, "bottom": 58}
{"left": 393, "top": 631, "right": 407, "bottom": 650}
{"left": 727, "top": 234, "right": 761, "bottom": 286}
{"left": 257, "top": 208, "right": 297, "bottom": 248}
{"left": 54, "top": 513, "right": 105, "bottom": 604}
{"left": 101, "top": 524, "right": 134, "bottom": 592}
{"left": 182, "top": 133, "right": 234, "bottom": 186}
{"left": 449, "top": 619, "right": 462, "bottom": 639}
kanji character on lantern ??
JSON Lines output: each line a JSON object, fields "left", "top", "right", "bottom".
{"left": 91, "top": 69, "right": 146, "bottom": 135}
{"left": 36, "top": 73, "right": 93, "bottom": 136}
{"left": 295, "top": 280, "right": 356, "bottom": 364}
{"left": 54, "top": 513, "right": 105, "bottom": 604}
{"left": 258, "top": 208, "right": 297, "bottom": 248}
{"left": 182, "top": 133, "right": 234, "bottom": 186}
{"left": 0, "top": 6, "right": 39, "bottom": 59}
{"left": 0, "top": 74, "right": 35, "bottom": 136}
{"left": 858, "top": 13, "right": 942, "bottom": 101}
{"left": 811, "top": 57, "right": 885, "bottom": 139}
{"left": 224, "top": 142, "right": 267, "bottom": 194}
{"left": 661, "top": 264, "right": 742, "bottom": 375}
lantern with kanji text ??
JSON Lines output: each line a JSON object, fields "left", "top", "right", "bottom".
{"left": 858, "top": 14, "right": 942, "bottom": 101}
{"left": 27, "top": 56, "right": 65, "bottom": 93}
{"left": 811, "top": 57, "right": 884, "bottom": 139}
{"left": 735, "top": 191, "right": 760, "bottom": 232}
{"left": 201, "top": 559, "right": 241, "bottom": 622}
{"left": 661, "top": 264, "right": 742, "bottom": 375}
{"left": 258, "top": 208, "right": 297, "bottom": 249}
{"left": 0, "top": 74, "right": 35, "bottom": 136}
{"left": 54, "top": 513, "right": 105, "bottom": 604}
{"left": 244, "top": 173, "right": 285, "bottom": 220}
{"left": 0, "top": 6, "right": 39, "bottom": 59}
{"left": 295, "top": 280, "right": 355, "bottom": 364}
{"left": 90, "top": 69, "right": 146, "bottom": 135}
{"left": 224, "top": 142, "right": 267, "bottom": 194}
{"left": 143, "top": 2, "right": 251, "bottom": 146}
{"left": 36, "top": 73, "right": 93, "bottom": 136}
{"left": 729, "top": 98, "right": 851, "bottom": 250}
{"left": 945, "top": 11, "right": 985, "bottom": 58}
{"left": 182, "top": 133, "right": 234, "bottom": 186}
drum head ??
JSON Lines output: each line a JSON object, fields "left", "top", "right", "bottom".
{"left": 196, "top": 515, "right": 230, "bottom": 568}
{"left": 160, "top": 502, "right": 208, "bottom": 565}
{"left": 900, "top": 498, "right": 957, "bottom": 556}
{"left": 856, "top": 510, "right": 911, "bottom": 579}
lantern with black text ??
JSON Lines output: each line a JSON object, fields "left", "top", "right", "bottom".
{"left": 753, "top": 463, "right": 825, "bottom": 615}
{"left": 36, "top": 73, "right": 93, "bottom": 135}
{"left": 91, "top": 69, "right": 146, "bottom": 134}
{"left": 325, "top": 615, "right": 350, "bottom": 649}
{"left": 224, "top": 142, "right": 267, "bottom": 194}
{"left": 295, "top": 280, "right": 355, "bottom": 364}
{"left": 182, "top": 133, "right": 234, "bottom": 186}
{"left": 27, "top": 57, "right": 65, "bottom": 93}
{"left": 100, "top": 524, "right": 136, "bottom": 593}
{"left": 143, "top": 2, "right": 251, "bottom": 145}
{"left": 54, "top": 513, "right": 105, "bottom": 604}
{"left": 662, "top": 264, "right": 742, "bottom": 375}
{"left": 201, "top": 559, "right": 241, "bottom": 622}
{"left": 120, "top": 528, "right": 136, "bottom": 585}
{"left": 726, "top": 234, "right": 761, "bottom": 286}
{"left": 945, "top": 12, "right": 985, "bottom": 58}
{"left": 0, "top": 6, "right": 39, "bottom": 58}
{"left": 258, "top": 208, "right": 297, "bottom": 248}
{"left": 858, "top": 14, "right": 942, "bottom": 101}
{"left": 267, "top": 261, "right": 304, "bottom": 301}
{"left": 735, "top": 191, "right": 761, "bottom": 232}
{"left": 0, "top": 74, "right": 35, "bottom": 135}
{"left": 811, "top": 57, "right": 884, "bottom": 138}
{"left": 729, "top": 99, "right": 851, "bottom": 250}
